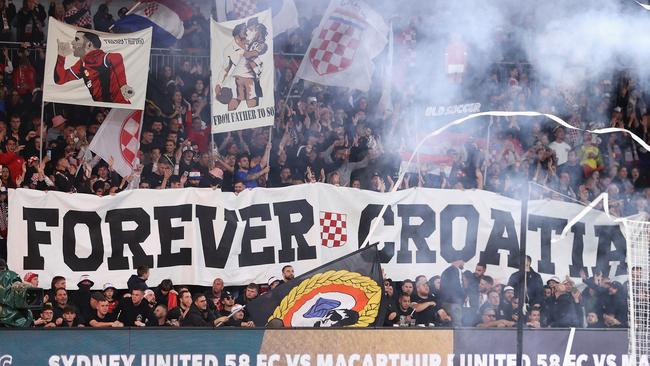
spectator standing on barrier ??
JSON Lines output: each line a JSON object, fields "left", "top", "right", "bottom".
{"left": 127, "top": 265, "right": 149, "bottom": 291}
{"left": 440, "top": 259, "right": 465, "bottom": 327}
{"left": 507, "top": 255, "right": 544, "bottom": 307}
{"left": 117, "top": 285, "right": 154, "bottom": 327}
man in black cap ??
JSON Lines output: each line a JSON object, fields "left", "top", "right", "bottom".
{"left": 217, "top": 291, "right": 236, "bottom": 319}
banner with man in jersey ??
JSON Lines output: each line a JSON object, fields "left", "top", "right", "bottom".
{"left": 43, "top": 17, "right": 152, "bottom": 110}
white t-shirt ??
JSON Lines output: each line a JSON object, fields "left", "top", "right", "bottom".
{"left": 549, "top": 141, "right": 572, "bottom": 165}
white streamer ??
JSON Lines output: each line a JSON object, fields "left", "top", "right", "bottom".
{"left": 361, "top": 110, "right": 649, "bottom": 248}
{"left": 562, "top": 327, "right": 576, "bottom": 366}
{"left": 635, "top": 1, "right": 650, "bottom": 11}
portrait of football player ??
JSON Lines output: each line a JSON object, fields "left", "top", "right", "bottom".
{"left": 54, "top": 31, "right": 134, "bottom": 104}
{"left": 214, "top": 17, "right": 269, "bottom": 111}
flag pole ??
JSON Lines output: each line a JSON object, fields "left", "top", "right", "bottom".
{"left": 39, "top": 99, "right": 45, "bottom": 161}
{"left": 108, "top": 1, "right": 141, "bottom": 31}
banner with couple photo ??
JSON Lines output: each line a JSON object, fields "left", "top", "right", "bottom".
{"left": 7, "top": 184, "right": 626, "bottom": 290}
{"left": 42, "top": 17, "right": 152, "bottom": 110}
{"left": 211, "top": 10, "right": 275, "bottom": 133}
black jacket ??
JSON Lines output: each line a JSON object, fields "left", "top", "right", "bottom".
{"left": 440, "top": 265, "right": 465, "bottom": 304}
{"left": 181, "top": 304, "right": 216, "bottom": 327}
{"left": 127, "top": 275, "right": 147, "bottom": 291}
{"left": 548, "top": 293, "right": 579, "bottom": 328}
{"left": 117, "top": 298, "right": 155, "bottom": 326}
{"left": 507, "top": 269, "right": 544, "bottom": 306}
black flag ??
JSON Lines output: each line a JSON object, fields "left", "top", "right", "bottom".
{"left": 248, "top": 244, "right": 384, "bottom": 327}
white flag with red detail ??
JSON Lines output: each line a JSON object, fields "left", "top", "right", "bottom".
{"left": 295, "top": 0, "right": 388, "bottom": 91}
{"left": 88, "top": 109, "right": 142, "bottom": 178}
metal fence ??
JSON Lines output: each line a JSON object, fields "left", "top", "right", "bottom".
{"left": 0, "top": 41, "right": 535, "bottom": 93}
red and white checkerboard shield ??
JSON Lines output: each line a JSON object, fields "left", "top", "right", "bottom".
{"left": 320, "top": 211, "right": 347, "bottom": 248}
{"left": 308, "top": 17, "right": 362, "bottom": 76}
{"left": 119, "top": 111, "right": 142, "bottom": 167}
{"left": 143, "top": 2, "right": 159, "bottom": 17}
{"left": 233, "top": 0, "right": 258, "bottom": 19}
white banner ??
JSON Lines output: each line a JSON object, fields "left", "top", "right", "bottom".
{"left": 8, "top": 184, "right": 627, "bottom": 290}
{"left": 211, "top": 10, "right": 275, "bottom": 133}
{"left": 43, "top": 17, "right": 152, "bottom": 110}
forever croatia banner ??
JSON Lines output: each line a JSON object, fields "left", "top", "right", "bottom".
{"left": 211, "top": 10, "right": 275, "bottom": 133}
{"left": 7, "top": 184, "right": 626, "bottom": 290}
{"left": 43, "top": 17, "right": 153, "bottom": 110}
{"left": 247, "top": 245, "right": 383, "bottom": 327}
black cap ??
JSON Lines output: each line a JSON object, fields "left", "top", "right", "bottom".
{"left": 221, "top": 291, "right": 234, "bottom": 300}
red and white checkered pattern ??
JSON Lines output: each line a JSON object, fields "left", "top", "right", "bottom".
{"left": 319, "top": 211, "right": 347, "bottom": 248}
{"left": 233, "top": 0, "right": 258, "bottom": 19}
{"left": 308, "top": 18, "right": 362, "bottom": 76}
{"left": 144, "top": 2, "right": 159, "bottom": 17}
{"left": 399, "top": 28, "right": 417, "bottom": 67}
{"left": 119, "top": 112, "right": 141, "bottom": 166}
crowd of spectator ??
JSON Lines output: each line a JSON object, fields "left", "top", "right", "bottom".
{"left": 10, "top": 259, "right": 631, "bottom": 329}
{"left": 0, "top": 0, "right": 646, "bottom": 328}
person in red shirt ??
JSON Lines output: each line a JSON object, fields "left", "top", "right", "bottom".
{"left": 13, "top": 46, "right": 35, "bottom": 96}
{"left": 54, "top": 31, "right": 134, "bottom": 104}
{"left": 0, "top": 137, "right": 25, "bottom": 186}
{"left": 185, "top": 115, "right": 209, "bottom": 153}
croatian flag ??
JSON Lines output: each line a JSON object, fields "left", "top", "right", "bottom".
{"left": 113, "top": 0, "right": 193, "bottom": 48}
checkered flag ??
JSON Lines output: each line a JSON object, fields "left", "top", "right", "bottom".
{"left": 232, "top": 0, "right": 257, "bottom": 19}
{"left": 296, "top": 0, "right": 388, "bottom": 91}
{"left": 319, "top": 211, "right": 348, "bottom": 248}
{"left": 88, "top": 109, "right": 142, "bottom": 178}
